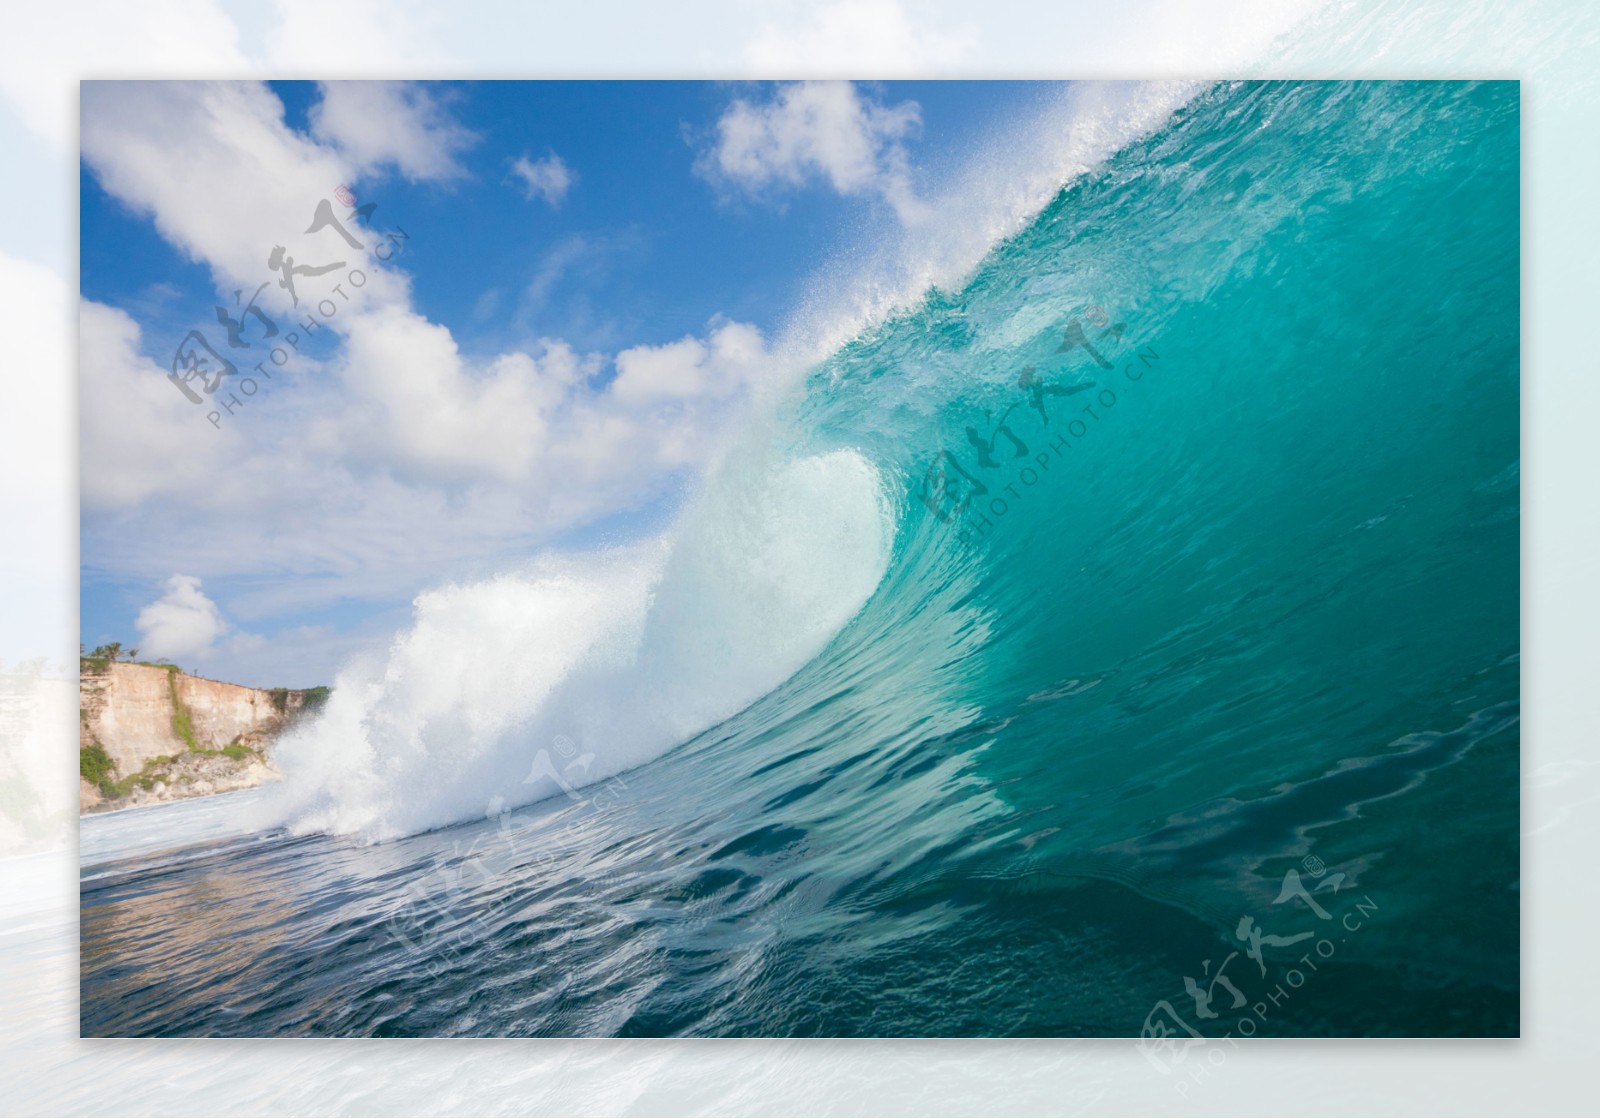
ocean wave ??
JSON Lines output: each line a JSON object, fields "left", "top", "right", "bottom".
{"left": 266, "top": 448, "right": 894, "bottom": 840}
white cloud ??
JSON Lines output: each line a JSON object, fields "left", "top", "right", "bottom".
{"left": 80, "top": 80, "right": 362, "bottom": 296}
{"left": 332, "top": 303, "right": 774, "bottom": 488}
{"left": 743, "top": 0, "right": 978, "bottom": 76}
{"left": 611, "top": 319, "right": 770, "bottom": 407}
{"left": 698, "top": 80, "right": 928, "bottom": 223}
{"left": 333, "top": 305, "right": 568, "bottom": 484}
{"left": 79, "top": 299, "right": 236, "bottom": 510}
{"left": 310, "top": 81, "right": 478, "bottom": 182}
{"left": 135, "top": 575, "right": 228, "bottom": 661}
{"left": 78, "top": 80, "right": 777, "bottom": 493}
{"left": 510, "top": 152, "right": 574, "bottom": 206}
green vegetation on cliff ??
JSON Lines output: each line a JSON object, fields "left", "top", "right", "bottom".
{"left": 166, "top": 666, "right": 200, "bottom": 752}
{"left": 79, "top": 741, "right": 115, "bottom": 787}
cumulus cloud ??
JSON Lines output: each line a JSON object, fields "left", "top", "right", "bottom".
{"left": 333, "top": 306, "right": 582, "bottom": 484}
{"left": 80, "top": 81, "right": 361, "bottom": 295}
{"left": 332, "top": 304, "right": 774, "bottom": 487}
{"left": 697, "top": 80, "right": 928, "bottom": 223}
{"left": 135, "top": 575, "right": 228, "bottom": 661}
{"left": 79, "top": 299, "right": 235, "bottom": 510}
{"left": 611, "top": 319, "right": 770, "bottom": 407}
{"left": 80, "top": 80, "right": 778, "bottom": 500}
{"left": 510, "top": 152, "right": 574, "bottom": 206}
{"left": 310, "top": 81, "right": 479, "bottom": 182}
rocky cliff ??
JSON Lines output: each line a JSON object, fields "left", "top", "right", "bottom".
{"left": 78, "top": 661, "right": 327, "bottom": 813}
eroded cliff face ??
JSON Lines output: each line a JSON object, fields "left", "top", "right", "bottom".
{"left": 78, "top": 662, "right": 323, "bottom": 813}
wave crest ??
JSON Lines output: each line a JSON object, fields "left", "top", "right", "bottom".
{"left": 266, "top": 449, "right": 894, "bottom": 840}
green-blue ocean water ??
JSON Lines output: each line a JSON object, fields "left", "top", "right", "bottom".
{"left": 81, "top": 80, "right": 1518, "bottom": 1037}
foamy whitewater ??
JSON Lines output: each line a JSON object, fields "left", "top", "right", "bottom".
{"left": 267, "top": 447, "right": 895, "bottom": 840}
{"left": 82, "top": 76, "right": 1520, "bottom": 1038}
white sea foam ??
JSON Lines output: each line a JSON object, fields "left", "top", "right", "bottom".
{"left": 778, "top": 80, "right": 1212, "bottom": 364}
{"left": 266, "top": 447, "right": 894, "bottom": 839}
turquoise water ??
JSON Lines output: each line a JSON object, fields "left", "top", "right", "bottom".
{"left": 81, "top": 80, "right": 1519, "bottom": 1037}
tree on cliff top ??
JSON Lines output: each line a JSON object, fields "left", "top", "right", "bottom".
{"left": 82, "top": 642, "right": 138, "bottom": 663}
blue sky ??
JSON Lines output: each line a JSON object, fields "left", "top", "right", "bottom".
{"left": 82, "top": 82, "right": 1047, "bottom": 356}
{"left": 79, "top": 80, "right": 1053, "bottom": 686}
